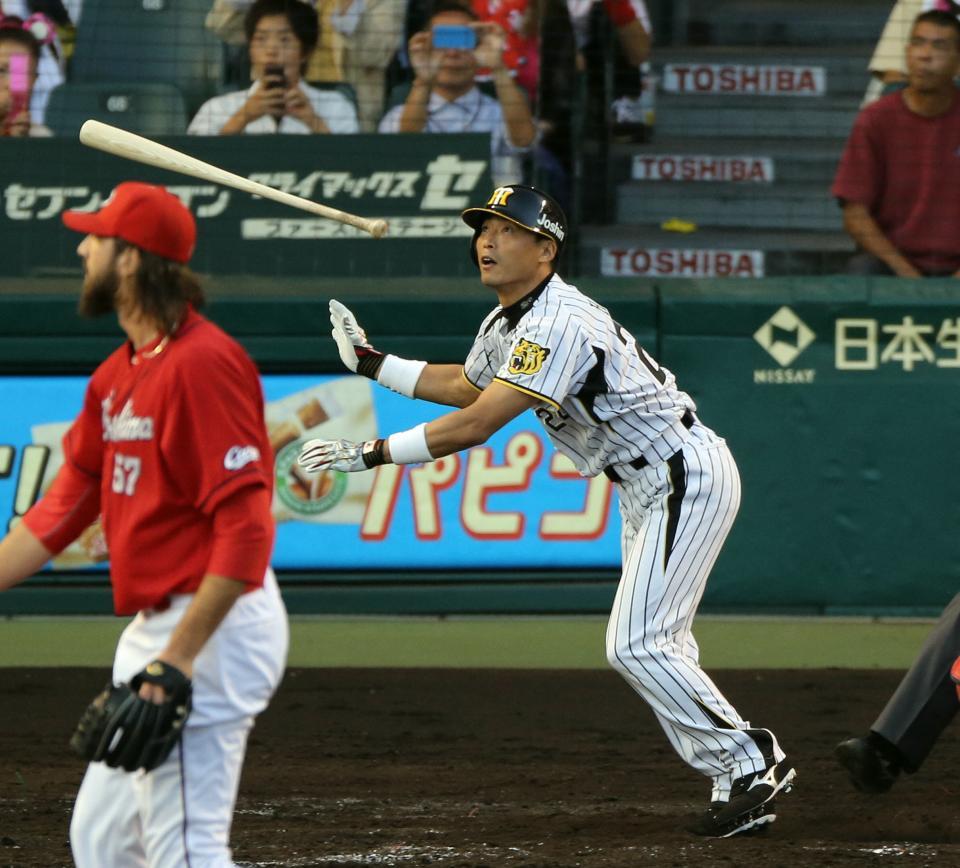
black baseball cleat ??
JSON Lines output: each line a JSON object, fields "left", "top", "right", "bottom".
{"left": 835, "top": 735, "right": 900, "bottom": 794}
{"left": 688, "top": 758, "right": 796, "bottom": 838}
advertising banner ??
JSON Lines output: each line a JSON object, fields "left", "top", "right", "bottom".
{"left": 660, "top": 287, "right": 960, "bottom": 612}
{"left": 0, "top": 374, "right": 621, "bottom": 574}
{"left": 0, "top": 135, "right": 492, "bottom": 278}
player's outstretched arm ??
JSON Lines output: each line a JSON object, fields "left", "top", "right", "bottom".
{"left": 329, "top": 298, "right": 426, "bottom": 397}
{"left": 329, "top": 299, "right": 477, "bottom": 408}
{"left": 0, "top": 522, "right": 54, "bottom": 592}
{"left": 298, "top": 381, "right": 539, "bottom": 473}
{"left": 412, "top": 364, "right": 482, "bottom": 408}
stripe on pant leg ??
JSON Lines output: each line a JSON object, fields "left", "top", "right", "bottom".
{"left": 663, "top": 451, "right": 687, "bottom": 571}
{"left": 178, "top": 738, "right": 192, "bottom": 868}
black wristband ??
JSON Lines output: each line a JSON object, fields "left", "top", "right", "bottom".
{"left": 355, "top": 348, "right": 386, "bottom": 380}
{"left": 361, "top": 438, "right": 388, "bottom": 469}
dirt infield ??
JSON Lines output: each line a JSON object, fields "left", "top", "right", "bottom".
{"left": 1, "top": 667, "right": 958, "bottom": 867}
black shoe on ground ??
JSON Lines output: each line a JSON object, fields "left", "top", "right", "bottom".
{"left": 835, "top": 735, "right": 900, "bottom": 794}
{"left": 689, "top": 758, "right": 796, "bottom": 838}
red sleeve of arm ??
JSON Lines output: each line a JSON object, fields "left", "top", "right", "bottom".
{"left": 21, "top": 460, "right": 100, "bottom": 555}
{"left": 603, "top": 0, "right": 637, "bottom": 27}
{"left": 205, "top": 482, "right": 274, "bottom": 588}
{"left": 831, "top": 110, "right": 882, "bottom": 207}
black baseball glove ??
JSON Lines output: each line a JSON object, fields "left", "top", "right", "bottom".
{"left": 70, "top": 660, "right": 193, "bottom": 773}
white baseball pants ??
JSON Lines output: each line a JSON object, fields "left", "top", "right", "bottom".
{"left": 70, "top": 569, "right": 289, "bottom": 867}
{"left": 605, "top": 423, "right": 786, "bottom": 801}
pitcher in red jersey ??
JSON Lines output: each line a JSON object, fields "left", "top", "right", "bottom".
{"left": 0, "top": 181, "right": 288, "bottom": 868}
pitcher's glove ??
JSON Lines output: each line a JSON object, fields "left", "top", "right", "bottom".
{"left": 951, "top": 656, "right": 960, "bottom": 701}
{"left": 70, "top": 661, "right": 193, "bottom": 773}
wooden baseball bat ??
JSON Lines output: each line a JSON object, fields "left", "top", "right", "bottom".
{"left": 78, "top": 119, "right": 389, "bottom": 238}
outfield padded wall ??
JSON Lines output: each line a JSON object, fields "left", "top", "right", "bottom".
{"left": 1, "top": 277, "right": 957, "bottom": 616}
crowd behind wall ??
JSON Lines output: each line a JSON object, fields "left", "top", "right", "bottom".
{"left": 4, "top": 0, "right": 960, "bottom": 280}
{"left": 0, "top": 0, "right": 655, "bottom": 211}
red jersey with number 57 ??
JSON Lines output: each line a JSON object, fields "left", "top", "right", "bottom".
{"left": 23, "top": 307, "right": 274, "bottom": 615}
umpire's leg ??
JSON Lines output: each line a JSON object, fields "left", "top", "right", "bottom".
{"left": 872, "top": 591, "right": 960, "bottom": 772}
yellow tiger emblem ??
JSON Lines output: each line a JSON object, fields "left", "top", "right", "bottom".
{"left": 508, "top": 339, "right": 550, "bottom": 375}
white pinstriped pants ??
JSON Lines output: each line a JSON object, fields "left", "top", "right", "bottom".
{"left": 605, "top": 423, "right": 786, "bottom": 802}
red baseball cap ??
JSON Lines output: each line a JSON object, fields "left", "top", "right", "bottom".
{"left": 62, "top": 182, "right": 196, "bottom": 263}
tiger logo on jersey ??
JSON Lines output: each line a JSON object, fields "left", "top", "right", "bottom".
{"left": 508, "top": 339, "right": 550, "bottom": 375}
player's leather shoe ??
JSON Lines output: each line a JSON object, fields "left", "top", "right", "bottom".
{"left": 688, "top": 758, "right": 796, "bottom": 838}
{"left": 835, "top": 735, "right": 900, "bottom": 794}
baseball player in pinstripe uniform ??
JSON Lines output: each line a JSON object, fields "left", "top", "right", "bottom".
{"left": 299, "top": 184, "right": 796, "bottom": 837}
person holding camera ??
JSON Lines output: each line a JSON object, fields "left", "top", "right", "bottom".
{"left": 0, "top": 16, "right": 51, "bottom": 136}
{"left": 378, "top": 0, "right": 536, "bottom": 185}
{"left": 188, "top": 0, "right": 358, "bottom": 135}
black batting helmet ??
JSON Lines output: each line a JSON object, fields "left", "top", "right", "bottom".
{"left": 461, "top": 185, "right": 567, "bottom": 266}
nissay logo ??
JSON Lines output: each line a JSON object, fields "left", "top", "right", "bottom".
{"left": 537, "top": 212, "right": 565, "bottom": 241}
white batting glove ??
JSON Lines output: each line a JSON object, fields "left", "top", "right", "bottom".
{"left": 330, "top": 299, "right": 385, "bottom": 378}
{"left": 298, "top": 437, "right": 386, "bottom": 473}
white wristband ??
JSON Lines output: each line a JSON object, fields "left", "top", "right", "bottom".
{"left": 377, "top": 355, "right": 427, "bottom": 398}
{"left": 388, "top": 423, "right": 433, "bottom": 465}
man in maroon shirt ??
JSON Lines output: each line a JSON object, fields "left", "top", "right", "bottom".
{"left": 832, "top": 9, "right": 960, "bottom": 276}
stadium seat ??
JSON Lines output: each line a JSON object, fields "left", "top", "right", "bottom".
{"left": 309, "top": 80, "right": 359, "bottom": 116}
{"left": 45, "top": 81, "right": 188, "bottom": 137}
{"left": 69, "top": 0, "right": 225, "bottom": 115}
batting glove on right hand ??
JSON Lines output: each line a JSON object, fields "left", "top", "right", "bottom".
{"left": 330, "top": 299, "right": 385, "bottom": 379}
{"left": 298, "top": 437, "right": 387, "bottom": 473}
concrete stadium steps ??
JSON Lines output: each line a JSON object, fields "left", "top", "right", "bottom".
{"left": 575, "top": 226, "right": 854, "bottom": 278}
{"left": 611, "top": 138, "right": 848, "bottom": 186}
{"left": 616, "top": 182, "right": 842, "bottom": 231}
{"left": 652, "top": 45, "right": 875, "bottom": 96}
{"left": 682, "top": 0, "right": 891, "bottom": 47}
{"left": 652, "top": 96, "right": 858, "bottom": 140}
{"left": 579, "top": 10, "right": 873, "bottom": 277}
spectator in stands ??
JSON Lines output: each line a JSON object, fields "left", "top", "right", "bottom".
{"left": 0, "top": 15, "right": 50, "bottom": 136}
{"left": 208, "top": 0, "right": 344, "bottom": 82}
{"left": 468, "top": 0, "right": 577, "bottom": 207}
{"left": 190, "top": 0, "right": 359, "bottom": 134}
{"left": 0, "top": 6, "right": 64, "bottom": 126}
{"left": 334, "top": 0, "right": 405, "bottom": 131}
{"left": 862, "top": 0, "right": 960, "bottom": 105}
{"left": 832, "top": 10, "right": 960, "bottom": 277}
{"left": 575, "top": 0, "right": 653, "bottom": 140}
{"left": 379, "top": 1, "right": 536, "bottom": 185}
{"left": 208, "top": 0, "right": 404, "bottom": 130}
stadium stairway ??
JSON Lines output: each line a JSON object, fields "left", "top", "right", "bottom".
{"left": 576, "top": 0, "right": 892, "bottom": 279}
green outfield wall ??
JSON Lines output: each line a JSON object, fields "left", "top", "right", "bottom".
{"left": 0, "top": 276, "right": 957, "bottom": 617}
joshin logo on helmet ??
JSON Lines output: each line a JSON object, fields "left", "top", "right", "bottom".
{"left": 537, "top": 212, "right": 565, "bottom": 242}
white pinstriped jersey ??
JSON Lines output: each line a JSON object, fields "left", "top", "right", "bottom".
{"left": 463, "top": 273, "right": 696, "bottom": 478}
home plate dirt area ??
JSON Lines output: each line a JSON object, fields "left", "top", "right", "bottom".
{"left": 1, "top": 668, "right": 958, "bottom": 867}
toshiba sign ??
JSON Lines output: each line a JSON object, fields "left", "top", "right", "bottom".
{"left": 662, "top": 64, "right": 826, "bottom": 96}
{"left": 632, "top": 155, "right": 774, "bottom": 183}
{"left": 601, "top": 248, "right": 765, "bottom": 278}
